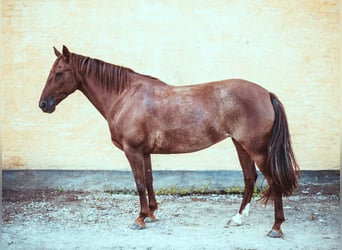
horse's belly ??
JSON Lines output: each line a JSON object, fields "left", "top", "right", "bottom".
{"left": 152, "top": 128, "right": 229, "bottom": 154}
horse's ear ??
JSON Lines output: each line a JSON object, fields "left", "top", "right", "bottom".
{"left": 62, "top": 45, "right": 70, "bottom": 61}
{"left": 54, "top": 47, "right": 61, "bottom": 57}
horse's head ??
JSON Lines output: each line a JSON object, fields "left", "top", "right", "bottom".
{"left": 39, "top": 45, "right": 79, "bottom": 113}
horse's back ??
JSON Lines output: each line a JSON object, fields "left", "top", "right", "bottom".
{"left": 138, "top": 78, "right": 274, "bottom": 154}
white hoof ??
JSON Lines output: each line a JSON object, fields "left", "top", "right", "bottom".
{"left": 226, "top": 203, "right": 250, "bottom": 227}
{"left": 227, "top": 213, "right": 243, "bottom": 226}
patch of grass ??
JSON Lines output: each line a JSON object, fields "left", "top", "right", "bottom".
{"left": 253, "top": 186, "right": 268, "bottom": 198}
{"left": 103, "top": 184, "right": 267, "bottom": 197}
{"left": 155, "top": 186, "right": 183, "bottom": 195}
{"left": 225, "top": 186, "right": 244, "bottom": 194}
{"left": 56, "top": 186, "right": 65, "bottom": 193}
{"left": 155, "top": 184, "right": 214, "bottom": 196}
{"left": 103, "top": 186, "right": 137, "bottom": 195}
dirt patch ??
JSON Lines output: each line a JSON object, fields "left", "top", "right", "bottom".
{"left": 2, "top": 188, "right": 340, "bottom": 250}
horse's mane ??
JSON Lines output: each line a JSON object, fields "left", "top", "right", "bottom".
{"left": 71, "top": 53, "right": 135, "bottom": 93}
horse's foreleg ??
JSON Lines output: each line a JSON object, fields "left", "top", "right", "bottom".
{"left": 125, "top": 149, "right": 148, "bottom": 230}
{"left": 227, "top": 139, "right": 257, "bottom": 227}
{"left": 144, "top": 154, "right": 158, "bottom": 222}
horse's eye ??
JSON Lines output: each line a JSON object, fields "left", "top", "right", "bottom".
{"left": 55, "top": 72, "right": 63, "bottom": 80}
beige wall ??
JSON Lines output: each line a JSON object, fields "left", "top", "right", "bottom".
{"left": 2, "top": 0, "right": 340, "bottom": 171}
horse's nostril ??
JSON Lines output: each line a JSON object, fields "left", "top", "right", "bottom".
{"left": 39, "top": 98, "right": 56, "bottom": 113}
{"left": 39, "top": 100, "right": 47, "bottom": 109}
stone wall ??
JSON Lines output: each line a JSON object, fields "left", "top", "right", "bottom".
{"left": 2, "top": 0, "right": 340, "bottom": 170}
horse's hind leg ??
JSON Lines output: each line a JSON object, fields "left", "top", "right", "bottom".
{"left": 267, "top": 192, "right": 285, "bottom": 238}
{"left": 251, "top": 151, "right": 285, "bottom": 238}
{"left": 227, "top": 139, "right": 257, "bottom": 227}
{"left": 144, "top": 154, "right": 158, "bottom": 222}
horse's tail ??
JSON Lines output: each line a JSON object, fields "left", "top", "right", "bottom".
{"left": 263, "top": 93, "right": 300, "bottom": 202}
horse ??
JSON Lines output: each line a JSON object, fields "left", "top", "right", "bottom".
{"left": 39, "top": 45, "right": 299, "bottom": 238}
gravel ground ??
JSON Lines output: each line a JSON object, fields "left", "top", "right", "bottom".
{"left": 2, "top": 189, "right": 340, "bottom": 250}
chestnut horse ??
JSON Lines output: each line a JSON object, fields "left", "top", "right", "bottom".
{"left": 39, "top": 46, "right": 299, "bottom": 238}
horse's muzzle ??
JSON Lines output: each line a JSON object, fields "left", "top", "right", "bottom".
{"left": 39, "top": 97, "right": 56, "bottom": 113}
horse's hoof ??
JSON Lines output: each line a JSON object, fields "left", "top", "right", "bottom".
{"left": 225, "top": 220, "right": 240, "bottom": 227}
{"left": 225, "top": 213, "right": 243, "bottom": 227}
{"left": 131, "top": 222, "right": 145, "bottom": 230}
{"left": 145, "top": 217, "right": 158, "bottom": 223}
{"left": 267, "top": 229, "right": 284, "bottom": 239}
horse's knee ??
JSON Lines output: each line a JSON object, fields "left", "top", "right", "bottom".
{"left": 136, "top": 183, "right": 146, "bottom": 194}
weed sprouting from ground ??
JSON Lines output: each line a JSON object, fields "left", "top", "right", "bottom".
{"left": 103, "top": 185, "right": 267, "bottom": 197}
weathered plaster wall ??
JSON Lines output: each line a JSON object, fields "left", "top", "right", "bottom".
{"left": 2, "top": 0, "right": 340, "bottom": 170}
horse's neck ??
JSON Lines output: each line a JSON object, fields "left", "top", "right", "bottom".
{"left": 78, "top": 72, "right": 165, "bottom": 120}
{"left": 78, "top": 77, "right": 119, "bottom": 119}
